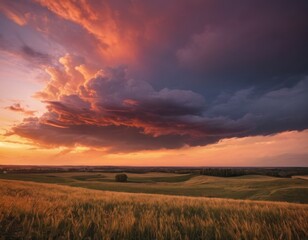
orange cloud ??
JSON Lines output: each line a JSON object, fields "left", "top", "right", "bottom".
{"left": 0, "top": 3, "right": 28, "bottom": 26}
{"left": 35, "top": 0, "right": 137, "bottom": 63}
{"left": 5, "top": 103, "right": 36, "bottom": 116}
{"left": 8, "top": 49, "right": 308, "bottom": 153}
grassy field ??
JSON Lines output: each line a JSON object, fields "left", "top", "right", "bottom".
{"left": 0, "top": 172, "right": 308, "bottom": 203}
{"left": 0, "top": 180, "right": 307, "bottom": 240}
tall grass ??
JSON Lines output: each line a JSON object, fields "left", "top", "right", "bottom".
{"left": 0, "top": 180, "right": 307, "bottom": 240}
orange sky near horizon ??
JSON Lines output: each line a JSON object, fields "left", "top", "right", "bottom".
{"left": 0, "top": 130, "right": 307, "bottom": 166}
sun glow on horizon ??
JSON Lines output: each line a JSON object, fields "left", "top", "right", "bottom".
{"left": 0, "top": 130, "right": 307, "bottom": 166}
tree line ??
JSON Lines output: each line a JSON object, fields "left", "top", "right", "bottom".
{"left": 200, "top": 168, "right": 246, "bottom": 177}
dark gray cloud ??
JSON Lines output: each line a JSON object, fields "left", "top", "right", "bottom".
{"left": 176, "top": 1, "right": 308, "bottom": 78}
{"left": 109, "top": 0, "right": 307, "bottom": 95}
{"left": 10, "top": 67, "right": 308, "bottom": 152}
{"left": 207, "top": 78, "right": 308, "bottom": 137}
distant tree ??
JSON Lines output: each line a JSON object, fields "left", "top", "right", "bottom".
{"left": 115, "top": 173, "right": 128, "bottom": 182}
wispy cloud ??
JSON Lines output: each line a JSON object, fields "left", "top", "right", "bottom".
{"left": 5, "top": 103, "right": 36, "bottom": 116}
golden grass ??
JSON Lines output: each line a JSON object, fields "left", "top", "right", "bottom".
{"left": 292, "top": 175, "right": 308, "bottom": 180}
{"left": 0, "top": 180, "right": 307, "bottom": 240}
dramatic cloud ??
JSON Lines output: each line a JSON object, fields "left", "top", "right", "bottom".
{"left": 10, "top": 58, "right": 308, "bottom": 152}
{"left": 12, "top": 63, "right": 248, "bottom": 152}
{"left": 1, "top": 0, "right": 308, "bottom": 155}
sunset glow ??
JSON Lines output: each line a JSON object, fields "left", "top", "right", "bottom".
{"left": 0, "top": 0, "right": 307, "bottom": 166}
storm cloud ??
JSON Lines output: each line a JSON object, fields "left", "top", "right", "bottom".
{"left": 1, "top": 0, "right": 308, "bottom": 152}
{"left": 11, "top": 65, "right": 308, "bottom": 152}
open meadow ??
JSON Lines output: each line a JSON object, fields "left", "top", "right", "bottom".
{"left": 0, "top": 171, "right": 307, "bottom": 203}
{"left": 0, "top": 179, "right": 307, "bottom": 240}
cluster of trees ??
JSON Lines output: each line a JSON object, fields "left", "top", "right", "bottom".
{"left": 115, "top": 174, "right": 128, "bottom": 182}
{"left": 200, "top": 168, "right": 246, "bottom": 177}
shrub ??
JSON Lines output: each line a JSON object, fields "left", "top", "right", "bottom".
{"left": 115, "top": 173, "right": 128, "bottom": 182}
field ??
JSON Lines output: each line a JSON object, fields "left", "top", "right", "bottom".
{"left": 0, "top": 180, "right": 307, "bottom": 240}
{"left": 0, "top": 172, "right": 308, "bottom": 203}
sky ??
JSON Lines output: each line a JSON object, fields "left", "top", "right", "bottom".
{"left": 0, "top": 0, "right": 307, "bottom": 166}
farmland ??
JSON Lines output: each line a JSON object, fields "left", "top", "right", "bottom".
{"left": 0, "top": 171, "right": 307, "bottom": 203}
{"left": 0, "top": 180, "right": 307, "bottom": 240}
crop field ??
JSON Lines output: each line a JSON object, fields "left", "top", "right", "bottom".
{"left": 0, "top": 180, "right": 307, "bottom": 240}
{"left": 0, "top": 172, "right": 308, "bottom": 203}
